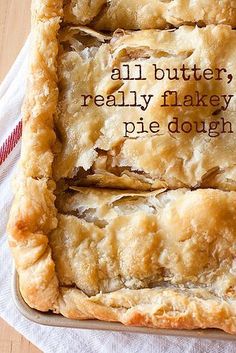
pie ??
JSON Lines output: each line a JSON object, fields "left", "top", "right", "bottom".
{"left": 7, "top": 0, "right": 236, "bottom": 334}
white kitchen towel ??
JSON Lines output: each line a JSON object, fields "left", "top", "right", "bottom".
{"left": 0, "top": 39, "right": 236, "bottom": 353}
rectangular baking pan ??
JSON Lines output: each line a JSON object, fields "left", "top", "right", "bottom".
{"left": 12, "top": 270, "right": 236, "bottom": 340}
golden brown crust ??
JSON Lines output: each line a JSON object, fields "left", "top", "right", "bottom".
{"left": 7, "top": 0, "right": 63, "bottom": 311}
{"left": 7, "top": 0, "right": 236, "bottom": 334}
{"left": 21, "top": 1, "right": 62, "bottom": 178}
{"left": 58, "top": 287, "right": 236, "bottom": 334}
{"left": 49, "top": 187, "right": 236, "bottom": 333}
{"left": 63, "top": 0, "right": 236, "bottom": 30}
{"left": 53, "top": 188, "right": 236, "bottom": 299}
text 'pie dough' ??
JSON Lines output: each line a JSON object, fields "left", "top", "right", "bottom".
{"left": 54, "top": 25, "right": 236, "bottom": 191}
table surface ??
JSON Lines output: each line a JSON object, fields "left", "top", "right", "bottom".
{"left": 0, "top": 0, "right": 31, "bottom": 81}
{"left": 0, "top": 1, "right": 41, "bottom": 352}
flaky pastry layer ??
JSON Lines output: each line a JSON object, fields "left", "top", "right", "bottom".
{"left": 63, "top": 0, "right": 236, "bottom": 29}
{"left": 54, "top": 25, "right": 236, "bottom": 190}
{"left": 7, "top": 0, "right": 236, "bottom": 334}
{"left": 53, "top": 187, "right": 236, "bottom": 333}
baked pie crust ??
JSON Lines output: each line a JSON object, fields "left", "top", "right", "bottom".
{"left": 54, "top": 25, "right": 236, "bottom": 191}
{"left": 7, "top": 0, "right": 236, "bottom": 333}
{"left": 64, "top": 0, "right": 236, "bottom": 30}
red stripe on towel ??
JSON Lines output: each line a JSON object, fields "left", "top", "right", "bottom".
{"left": 0, "top": 120, "right": 22, "bottom": 166}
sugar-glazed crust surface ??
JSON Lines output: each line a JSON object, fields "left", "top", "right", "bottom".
{"left": 7, "top": 0, "right": 236, "bottom": 334}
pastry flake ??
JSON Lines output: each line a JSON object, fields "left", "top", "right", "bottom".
{"left": 63, "top": 0, "right": 236, "bottom": 29}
